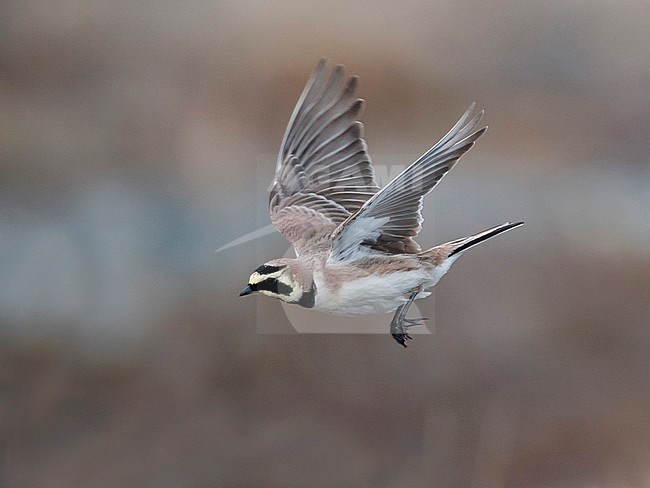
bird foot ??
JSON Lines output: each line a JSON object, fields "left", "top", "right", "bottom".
{"left": 404, "top": 317, "right": 429, "bottom": 328}
{"left": 390, "top": 317, "right": 429, "bottom": 347}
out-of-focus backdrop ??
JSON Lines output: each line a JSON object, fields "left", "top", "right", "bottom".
{"left": 1, "top": 1, "right": 649, "bottom": 487}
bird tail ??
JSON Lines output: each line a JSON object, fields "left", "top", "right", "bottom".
{"left": 444, "top": 221, "right": 524, "bottom": 257}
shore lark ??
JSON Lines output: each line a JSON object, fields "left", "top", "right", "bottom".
{"left": 240, "top": 59, "right": 523, "bottom": 346}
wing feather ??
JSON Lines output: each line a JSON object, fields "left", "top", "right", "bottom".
{"left": 331, "top": 105, "right": 487, "bottom": 259}
{"left": 270, "top": 60, "right": 380, "bottom": 251}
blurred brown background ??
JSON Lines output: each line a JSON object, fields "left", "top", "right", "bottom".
{"left": 1, "top": 1, "right": 650, "bottom": 487}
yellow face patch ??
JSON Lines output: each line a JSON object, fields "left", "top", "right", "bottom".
{"left": 248, "top": 272, "right": 264, "bottom": 285}
{"left": 246, "top": 266, "right": 300, "bottom": 303}
{"left": 248, "top": 267, "right": 284, "bottom": 285}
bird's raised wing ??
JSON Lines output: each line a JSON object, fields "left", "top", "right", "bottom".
{"left": 269, "top": 59, "right": 380, "bottom": 253}
{"left": 330, "top": 104, "right": 487, "bottom": 260}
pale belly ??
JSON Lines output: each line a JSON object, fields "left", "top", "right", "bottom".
{"left": 312, "top": 268, "right": 433, "bottom": 316}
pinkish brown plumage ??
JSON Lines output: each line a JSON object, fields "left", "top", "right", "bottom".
{"left": 240, "top": 59, "right": 523, "bottom": 347}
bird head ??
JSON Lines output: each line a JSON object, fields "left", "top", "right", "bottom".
{"left": 239, "top": 261, "right": 302, "bottom": 304}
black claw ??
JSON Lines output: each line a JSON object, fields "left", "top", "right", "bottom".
{"left": 391, "top": 332, "right": 412, "bottom": 347}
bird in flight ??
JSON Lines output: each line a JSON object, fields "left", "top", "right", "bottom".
{"left": 239, "top": 59, "right": 523, "bottom": 347}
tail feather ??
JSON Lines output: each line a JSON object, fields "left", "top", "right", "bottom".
{"left": 447, "top": 221, "right": 524, "bottom": 257}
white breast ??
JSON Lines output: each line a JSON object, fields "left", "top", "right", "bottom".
{"left": 312, "top": 268, "right": 431, "bottom": 316}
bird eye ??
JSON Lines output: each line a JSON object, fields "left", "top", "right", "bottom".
{"left": 256, "top": 277, "right": 292, "bottom": 297}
